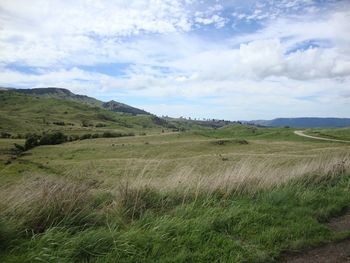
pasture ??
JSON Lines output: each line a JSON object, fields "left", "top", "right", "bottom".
{"left": 0, "top": 126, "right": 349, "bottom": 262}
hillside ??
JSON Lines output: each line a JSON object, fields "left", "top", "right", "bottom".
{"left": 163, "top": 116, "right": 239, "bottom": 129}
{"left": 0, "top": 90, "right": 167, "bottom": 136}
{"left": 247, "top": 117, "right": 350, "bottom": 128}
{"left": 103, "top": 100, "right": 149, "bottom": 115}
{"left": 11, "top": 87, "right": 151, "bottom": 116}
{"left": 14, "top": 87, "right": 102, "bottom": 107}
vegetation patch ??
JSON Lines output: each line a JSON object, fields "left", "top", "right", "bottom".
{"left": 213, "top": 139, "right": 249, "bottom": 145}
{"left": 12, "top": 131, "right": 136, "bottom": 155}
{"left": 0, "top": 172, "right": 349, "bottom": 262}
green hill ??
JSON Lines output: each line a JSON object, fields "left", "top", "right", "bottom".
{"left": 12, "top": 87, "right": 151, "bottom": 115}
{"left": 102, "top": 100, "right": 150, "bottom": 115}
{"left": 0, "top": 90, "right": 167, "bottom": 136}
{"left": 14, "top": 87, "right": 102, "bottom": 107}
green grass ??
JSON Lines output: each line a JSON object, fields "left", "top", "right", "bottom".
{"left": 1, "top": 105, "right": 350, "bottom": 262}
{"left": 194, "top": 124, "right": 308, "bottom": 141}
{"left": 0, "top": 172, "right": 349, "bottom": 263}
{"left": 305, "top": 127, "right": 350, "bottom": 141}
{"left": 7, "top": 130, "right": 346, "bottom": 188}
{"left": 0, "top": 91, "right": 168, "bottom": 136}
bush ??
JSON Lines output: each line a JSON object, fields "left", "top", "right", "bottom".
{"left": 91, "top": 133, "right": 100, "bottom": 139}
{"left": 95, "top": 123, "right": 106, "bottom": 128}
{"left": 24, "top": 134, "right": 41, "bottom": 150}
{"left": 96, "top": 113, "right": 115, "bottom": 122}
{"left": 39, "top": 132, "right": 67, "bottom": 145}
{"left": 12, "top": 143, "right": 25, "bottom": 155}
{"left": 69, "top": 135, "right": 80, "bottom": 141}
{"left": 102, "top": 132, "right": 117, "bottom": 138}
{"left": 80, "top": 134, "right": 92, "bottom": 140}
{"left": 53, "top": 121, "right": 65, "bottom": 126}
{"left": 0, "top": 132, "right": 11, "bottom": 138}
{"left": 81, "top": 120, "right": 90, "bottom": 127}
{"left": 101, "top": 132, "right": 135, "bottom": 138}
{"left": 22, "top": 132, "right": 68, "bottom": 151}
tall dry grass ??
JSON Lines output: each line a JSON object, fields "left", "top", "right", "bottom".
{"left": 1, "top": 153, "right": 349, "bottom": 228}
{"left": 115, "top": 153, "right": 350, "bottom": 197}
{"left": 0, "top": 178, "right": 98, "bottom": 233}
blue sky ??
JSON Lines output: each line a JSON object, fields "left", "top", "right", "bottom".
{"left": 0, "top": 0, "right": 349, "bottom": 120}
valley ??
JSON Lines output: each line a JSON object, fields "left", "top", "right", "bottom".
{"left": 0, "top": 89, "right": 349, "bottom": 262}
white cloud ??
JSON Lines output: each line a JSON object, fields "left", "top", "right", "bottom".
{"left": 0, "top": 0, "right": 226, "bottom": 67}
{"left": 0, "top": 0, "right": 349, "bottom": 119}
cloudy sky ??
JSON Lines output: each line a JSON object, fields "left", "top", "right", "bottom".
{"left": 0, "top": 0, "right": 349, "bottom": 120}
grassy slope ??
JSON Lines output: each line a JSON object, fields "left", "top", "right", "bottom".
{"left": 0, "top": 91, "right": 166, "bottom": 135}
{"left": 0, "top": 126, "right": 349, "bottom": 262}
{"left": 305, "top": 128, "right": 350, "bottom": 141}
{"left": 10, "top": 132, "right": 349, "bottom": 187}
{"left": 194, "top": 124, "right": 308, "bottom": 141}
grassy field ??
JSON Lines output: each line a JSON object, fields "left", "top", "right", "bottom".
{"left": 305, "top": 127, "right": 350, "bottom": 141}
{"left": 0, "top": 125, "right": 349, "bottom": 262}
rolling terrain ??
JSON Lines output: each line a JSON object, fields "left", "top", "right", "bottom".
{"left": 0, "top": 89, "right": 349, "bottom": 262}
{"left": 246, "top": 117, "right": 350, "bottom": 128}
{"left": 0, "top": 90, "right": 169, "bottom": 136}
{"left": 9, "top": 87, "right": 151, "bottom": 115}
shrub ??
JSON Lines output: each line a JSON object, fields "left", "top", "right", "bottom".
{"left": 81, "top": 120, "right": 90, "bottom": 127}
{"left": 95, "top": 123, "right": 106, "bottom": 128}
{"left": 39, "top": 132, "right": 67, "bottom": 145}
{"left": 0, "top": 132, "right": 11, "bottom": 138}
{"left": 22, "top": 132, "right": 69, "bottom": 151}
{"left": 102, "top": 131, "right": 119, "bottom": 138}
{"left": 91, "top": 133, "right": 100, "bottom": 139}
{"left": 24, "top": 134, "right": 41, "bottom": 150}
{"left": 16, "top": 134, "right": 23, "bottom": 139}
{"left": 69, "top": 135, "right": 80, "bottom": 141}
{"left": 12, "top": 143, "right": 25, "bottom": 155}
{"left": 80, "top": 134, "right": 92, "bottom": 140}
{"left": 53, "top": 121, "right": 65, "bottom": 126}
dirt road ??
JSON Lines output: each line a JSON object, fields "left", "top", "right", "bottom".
{"left": 294, "top": 130, "right": 350, "bottom": 143}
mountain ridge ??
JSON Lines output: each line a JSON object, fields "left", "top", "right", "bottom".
{"left": 6, "top": 87, "right": 151, "bottom": 116}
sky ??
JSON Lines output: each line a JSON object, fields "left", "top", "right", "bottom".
{"left": 0, "top": 0, "right": 350, "bottom": 120}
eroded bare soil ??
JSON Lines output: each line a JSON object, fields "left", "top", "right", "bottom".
{"left": 281, "top": 213, "right": 350, "bottom": 263}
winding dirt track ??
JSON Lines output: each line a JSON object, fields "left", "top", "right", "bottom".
{"left": 294, "top": 130, "right": 350, "bottom": 143}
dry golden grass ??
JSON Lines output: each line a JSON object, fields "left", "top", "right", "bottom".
{"left": 1, "top": 153, "right": 349, "bottom": 231}
{"left": 114, "top": 152, "right": 350, "bottom": 196}
{"left": 0, "top": 177, "right": 97, "bottom": 233}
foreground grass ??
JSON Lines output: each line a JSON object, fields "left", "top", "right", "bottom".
{"left": 0, "top": 171, "right": 349, "bottom": 263}
{"left": 1, "top": 129, "right": 349, "bottom": 262}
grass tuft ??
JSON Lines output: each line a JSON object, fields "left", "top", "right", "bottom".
{"left": 1, "top": 178, "right": 98, "bottom": 234}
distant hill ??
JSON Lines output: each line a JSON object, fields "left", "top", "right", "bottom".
{"left": 103, "top": 100, "right": 149, "bottom": 115}
{"left": 0, "top": 90, "right": 167, "bottom": 135}
{"left": 15, "top": 87, "right": 102, "bottom": 107}
{"left": 246, "top": 118, "right": 350, "bottom": 128}
{"left": 12, "top": 87, "right": 151, "bottom": 115}
{"left": 163, "top": 117, "right": 239, "bottom": 129}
